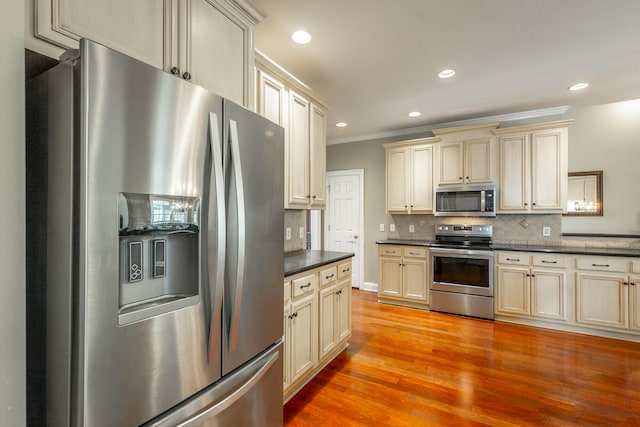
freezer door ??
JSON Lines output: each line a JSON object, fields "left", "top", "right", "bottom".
{"left": 143, "top": 342, "right": 283, "bottom": 427}
{"left": 75, "top": 40, "right": 223, "bottom": 426}
{"left": 222, "top": 99, "right": 285, "bottom": 374}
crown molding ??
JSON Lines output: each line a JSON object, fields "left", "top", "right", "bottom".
{"left": 328, "top": 106, "right": 570, "bottom": 145}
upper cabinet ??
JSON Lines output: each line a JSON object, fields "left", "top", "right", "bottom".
{"left": 432, "top": 123, "right": 499, "bottom": 186}
{"left": 27, "top": 0, "right": 263, "bottom": 107}
{"left": 493, "top": 120, "right": 573, "bottom": 213}
{"left": 384, "top": 138, "right": 438, "bottom": 214}
{"left": 255, "top": 53, "right": 328, "bottom": 210}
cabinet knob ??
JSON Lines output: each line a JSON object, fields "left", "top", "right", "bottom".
{"left": 182, "top": 71, "right": 192, "bottom": 81}
{"left": 312, "top": 195, "right": 317, "bottom": 199}
{"left": 624, "top": 281, "right": 629, "bottom": 286}
{"left": 524, "top": 203, "right": 528, "bottom": 206}
{"left": 532, "top": 202, "right": 536, "bottom": 206}
{"left": 170, "top": 66, "right": 180, "bottom": 76}
{"left": 459, "top": 176, "right": 463, "bottom": 180}
{"left": 466, "top": 176, "right": 470, "bottom": 180}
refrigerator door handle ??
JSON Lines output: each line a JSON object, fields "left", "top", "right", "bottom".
{"left": 227, "top": 119, "right": 245, "bottom": 352}
{"left": 207, "top": 112, "right": 225, "bottom": 364}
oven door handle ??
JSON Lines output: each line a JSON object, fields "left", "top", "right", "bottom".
{"left": 430, "top": 247, "right": 494, "bottom": 258}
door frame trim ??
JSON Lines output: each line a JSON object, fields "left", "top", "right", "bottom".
{"left": 324, "top": 169, "right": 364, "bottom": 289}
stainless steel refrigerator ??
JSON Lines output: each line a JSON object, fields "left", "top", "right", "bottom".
{"left": 26, "top": 39, "right": 284, "bottom": 426}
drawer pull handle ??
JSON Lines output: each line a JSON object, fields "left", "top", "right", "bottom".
{"left": 385, "top": 251, "right": 396, "bottom": 254}
{"left": 325, "top": 273, "right": 335, "bottom": 280}
{"left": 409, "top": 252, "right": 420, "bottom": 255}
{"left": 300, "top": 283, "right": 312, "bottom": 289}
{"left": 342, "top": 268, "right": 350, "bottom": 273}
{"left": 592, "top": 263, "right": 610, "bottom": 268}
{"left": 624, "top": 281, "right": 629, "bottom": 286}
{"left": 506, "top": 258, "right": 520, "bottom": 262}
{"left": 631, "top": 282, "right": 637, "bottom": 286}
{"left": 541, "top": 260, "right": 557, "bottom": 264}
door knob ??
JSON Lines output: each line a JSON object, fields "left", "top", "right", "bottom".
{"left": 353, "top": 235, "right": 358, "bottom": 239}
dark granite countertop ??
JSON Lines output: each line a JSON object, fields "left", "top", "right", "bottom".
{"left": 285, "top": 250, "right": 354, "bottom": 277}
{"left": 376, "top": 239, "right": 640, "bottom": 258}
{"left": 493, "top": 244, "right": 640, "bottom": 258}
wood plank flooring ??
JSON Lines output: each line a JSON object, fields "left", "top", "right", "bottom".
{"left": 284, "top": 289, "right": 640, "bottom": 426}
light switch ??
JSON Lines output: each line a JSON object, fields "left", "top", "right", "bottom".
{"left": 389, "top": 224, "right": 396, "bottom": 232}
{"left": 299, "top": 227, "right": 305, "bottom": 239}
{"left": 285, "top": 227, "right": 291, "bottom": 240}
{"left": 409, "top": 225, "right": 415, "bottom": 233}
{"left": 379, "top": 224, "right": 385, "bottom": 232}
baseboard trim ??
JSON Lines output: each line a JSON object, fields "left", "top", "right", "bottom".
{"left": 360, "top": 282, "right": 378, "bottom": 292}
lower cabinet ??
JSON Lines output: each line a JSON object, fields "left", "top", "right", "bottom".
{"left": 495, "top": 252, "right": 567, "bottom": 322}
{"left": 378, "top": 245, "right": 429, "bottom": 307}
{"left": 283, "top": 258, "right": 352, "bottom": 403}
{"left": 574, "top": 256, "right": 640, "bottom": 333}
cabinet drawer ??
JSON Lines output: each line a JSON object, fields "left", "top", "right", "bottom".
{"left": 631, "top": 260, "right": 640, "bottom": 274}
{"left": 403, "top": 246, "right": 427, "bottom": 258}
{"left": 379, "top": 245, "right": 402, "bottom": 257}
{"left": 320, "top": 266, "right": 337, "bottom": 287}
{"left": 532, "top": 254, "right": 567, "bottom": 269}
{"left": 284, "top": 280, "right": 291, "bottom": 303}
{"left": 292, "top": 274, "right": 318, "bottom": 298}
{"left": 338, "top": 261, "right": 352, "bottom": 279}
{"left": 497, "top": 252, "right": 530, "bottom": 266}
{"left": 575, "top": 257, "right": 628, "bottom": 273}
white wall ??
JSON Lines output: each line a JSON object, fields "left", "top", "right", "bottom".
{"left": 0, "top": 0, "right": 25, "bottom": 425}
{"left": 563, "top": 100, "right": 640, "bottom": 234}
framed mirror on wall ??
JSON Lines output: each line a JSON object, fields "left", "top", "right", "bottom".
{"left": 564, "top": 171, "right": 603, "bottom": 216}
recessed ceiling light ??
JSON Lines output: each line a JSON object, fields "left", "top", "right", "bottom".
{"left": 568, "top": 82, "right": 589, "bottom": 91}
{"left": 438, "top": 69, "right": 456, "bottom": 79}
{"left": 408, "top": 111, "right": 421, "bottom": 118}
{"left": 336, "top": 122, "right": 347, "bottom": 127}
{"left": 291, "top": 30, "right": 312, "bottom": 44}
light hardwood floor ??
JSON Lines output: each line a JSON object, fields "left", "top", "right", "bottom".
{"left": 284, "top": 289, "right": 640, "bottom": 426}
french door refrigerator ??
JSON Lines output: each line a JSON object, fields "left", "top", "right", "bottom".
{"left": 26, "top": 39, "right": 284, "bottom": 426}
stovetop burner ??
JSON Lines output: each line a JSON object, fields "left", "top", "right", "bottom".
{"left": 434, "top": 224, "right": 493, "bottom": 250}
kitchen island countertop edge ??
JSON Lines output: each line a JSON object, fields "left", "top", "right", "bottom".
{"left": 285, "top": 250, "right": 355, "bottom": 277}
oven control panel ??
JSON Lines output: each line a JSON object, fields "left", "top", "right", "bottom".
{"left": 436, "top": 224, "right": 492, "bottom": 237}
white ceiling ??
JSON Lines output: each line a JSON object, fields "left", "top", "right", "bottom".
{"left": 252, "top": 0, "right": 640, "bottom": 144}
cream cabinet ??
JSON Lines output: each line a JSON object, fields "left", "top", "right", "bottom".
{"left": 494, "top": 121, "right": 572, "bottom": 213}
{"left": 255, "top": 57, "right": 328, "bottom": 210}
{"left": 437, "top": 138, "right": 492, "bottom": 185}
{"left": 318, "top": 263, "right": 352, "bottom": 361}
{"left": 575, "top": 256, "right": 640, "bottom": 333}
{"left": 283, "top": 257, "right": 352, "bottom": 403}
{"left": 28, "top": 0, "right": 261, "bottom": 106}
{"left": 384, "top": 139, "right": 438, "bottom": 214}
{"left": 378, "top": 245, "right": 429, "bottom": 307}
{"left": 495, "top": 252, "right": 567, "bottom": 322}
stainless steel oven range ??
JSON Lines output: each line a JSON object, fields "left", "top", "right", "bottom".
{"left": 429, "top": 224, "right": 494, "bottom": 320}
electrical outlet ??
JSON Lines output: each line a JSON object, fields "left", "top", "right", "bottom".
{"left": 379, "top": 224, "right": 385, "bottom": 232}
{"left": 409, "top": 224, "right": 415, "bottom": 233}
{"left": 299, "top": 227, "right": 305, "bottom": 239}
{"left": 543, "top": 226, "right": 551, "bottom": 237}
{"left": 389, "top": 224, "right": 396, "bottom": 232}
{"left": 285, "top": 227, "right": 291, "bottom": 240}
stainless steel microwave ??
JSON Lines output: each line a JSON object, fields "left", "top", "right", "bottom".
{"left": 434, "top": 185, "right": 496, "bottom": 217}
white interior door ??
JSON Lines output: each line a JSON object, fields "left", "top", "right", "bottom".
{"left": 325, "top": 170, "right": 363, "bottom": 288}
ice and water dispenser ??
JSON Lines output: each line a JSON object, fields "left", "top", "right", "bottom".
{"left": 118, "top": 193, "right": 201, "bottom": 325}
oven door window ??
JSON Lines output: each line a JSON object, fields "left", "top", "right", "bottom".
{"left": 433, "top": 255, "right": 490, "bottom": 288}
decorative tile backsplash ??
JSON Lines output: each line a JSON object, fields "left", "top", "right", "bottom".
{"left": 386, "top": 213, "right": 640, "bottom": 248}
{"left": 284, "top": 210, "right": 307, "bottom": 252}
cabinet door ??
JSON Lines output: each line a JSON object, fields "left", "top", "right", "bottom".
{"left": 309, "top": 104, "right": 327, "bottom": 208}
{"left": 499, "top": 135, "right": 529, "bottom": 211}
{"left": 465, "top": 138, "right": 492, "bottom": 183}
{"left": 283, "top": 301, "right": 291, "bottom": 392}
{"left": 496, "top": 267, "right": 530, "bottom": 316}
{"left": 337, "top": 280, "right": 352, "bottom": 342}
{"left": 386, "top": 147, "right": 408, "bottom": 212}
{"left": 35, "top": 0, "right": 169, "bottom": 68}
{"left": 256, "top": 69, "right": 287, "bottom": 126}
{"left": 629, "top": 276, "right": 640, "bottom": 331}
{"left": 439, "top": 142, "right": 464, "bottom": 185}
{"left": 379, "top": 256, "right": 403, "bottom": 298}
{"left": 402, "top": 258, "right": 428, "bottom": 302}
{"left": 290, "top": 293, "right": 317, "bottom": 383}
{"left": 287, "top": 90, "right": 311, "bottom": 207}
{"left": 319, "top": 285, "right": 337, "bottom": 360}
{"left": 531, "top": 130, "right": 563, "bottom": 210}
{"left": 409, "top": 144, "right": 433, "bottom": 212}
{"left": 576, "top": 273, "right": 627, "bottom": 330}
{"left": 180, "top": 0, "right": 248, "bottom": 105}
{"left": 531, "top": 269, "right": 566, "bottom": 321}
